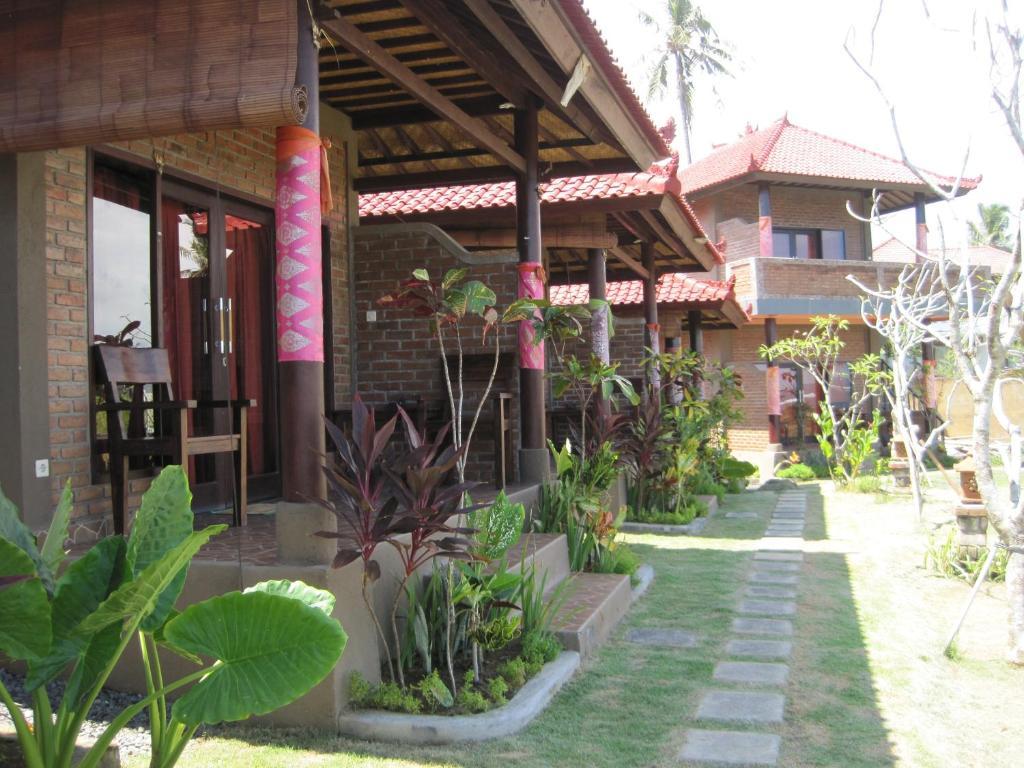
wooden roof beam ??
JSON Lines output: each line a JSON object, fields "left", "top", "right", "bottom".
{"left": 320, "top": 13, "right": 526, "bottom": 173}
{"left": 463, "top": 0, "right": 610, "bottom": 147}
{"left": 609, "top": 245, "right": 649, "bottom": 280}
{"left": 637, "top": 209, "right": 689, "bottom": 259}
{"left": 450, "top": 225, "right": 616, "bottom": 249}
{"left": 398, "top": 0, "right": 528, "bottom": 109}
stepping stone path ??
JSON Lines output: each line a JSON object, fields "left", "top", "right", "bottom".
{"left": 682, "top": 490, "right": 808, "bottom": 766}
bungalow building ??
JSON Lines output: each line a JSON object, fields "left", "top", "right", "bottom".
{"left": 0, "top": 0, "right": 692, "bottom": 725}
{"left": 371, "top": 116, "right": 979, "bottom": 476}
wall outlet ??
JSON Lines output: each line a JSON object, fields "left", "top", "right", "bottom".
{"left": 366, "top": 309, "right": 378, "bottom": 323}
{"left": 35, "top": 459, "right": 49, "bottom": 479}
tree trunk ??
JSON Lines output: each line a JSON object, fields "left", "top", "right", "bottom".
{"left": 1007, "top": 540, "right": 1024, "bottom": 664}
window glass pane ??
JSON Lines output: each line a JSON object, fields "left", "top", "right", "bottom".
{"left": 772, "top": 232, "right": 791, "bottom": 257}
{"left": 794, "top": 233, "right": 812, "bottom": 259}
{"left": 92, "top": 163, "right": 153, "bottom": 346}
{"left": 822, "top": 229, "right": 846, "bottom": 260}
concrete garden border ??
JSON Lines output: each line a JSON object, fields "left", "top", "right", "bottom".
{"left": 335, "top": 650, "right": 581, "bottom": 745}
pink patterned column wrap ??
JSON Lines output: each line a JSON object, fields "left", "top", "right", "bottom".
{"left": 766, "top": 365, "right": 782, "bottom": 416}
{"left": 275, "top": 125, "right": 324, "bottom": 363}
{"left": 518, "top": 262, "right": 545, "bottom": 370}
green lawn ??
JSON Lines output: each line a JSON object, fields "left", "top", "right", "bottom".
{"left": 125, "top": 480, "right": 1023, "bottom": 768}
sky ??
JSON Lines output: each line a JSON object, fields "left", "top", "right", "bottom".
{"left": 585, "top": 0, "right": 1024, "bottom": 247}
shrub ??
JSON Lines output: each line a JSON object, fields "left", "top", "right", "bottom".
{"left": 487, "top": 675, "right": 509, "bottom": 705}
{"left": 925, "top": 527, "right": 1008, "bottom": 583}
{"left": 853, "top": 475, "right": 882, "bottom": 494}
{"left": 349, "top": 671, "right": 373, "bottom": 707}
{"left": 522, "top": 630, "right": 562, "bottom": 666}
{"left": 497, "top": 657, "right": 528, "bottom": 688}
{"left": 456, "top": 671, "right": 491, "bottom": 713}
{"left": 596, "top": 541, "right": 640, "bottom": 578}
{"left": 776, "top": 463, "right": 817, "bottom": 481}
{"left": 374, "top": 682, "right": 422, "bottom": 714}
{"left": 690, "top": 466, "right": 727, "bottom": 501}
{"left": 413, "top": 670, "right": 454, "bottom": 711}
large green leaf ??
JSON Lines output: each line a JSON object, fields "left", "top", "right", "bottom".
{"left": 26, "top": 536, "right": 126, "bottom": 690}
{"left": 441, "top": 267, "right": 468, "bottom": 290}
{"left": 165, "top": 591, "right": 348, "bottom": 725}
{"left": 77, "top": 525, "right": 226, "bottom": 638}
{"left": 243, "top": 579, "right": 336, "bottom": 615}
{"left": 448, "top": 280, "right": 496, "bottom": 319}
{"left": 126, "top": 466, "right": 194, "bottom": 632}
{"left": 471, "top": 491, "right": 525, "bottom": 560}
{"left": 0, "top": 485, "right": 53, "bottom": 592}
{"left": 62, "top": 622, "right": 121, "bottom": 710}
{"left": 0, "top": 538, "right": 51, "bottom": 660}
{"left": 39, "top": 480, "right": 73, "bottom": 577}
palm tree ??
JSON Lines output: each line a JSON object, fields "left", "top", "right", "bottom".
{"left": 967, "top": 202, "right": 1013, "bottom": 250}
{"left": 640, "top": 0, "right": 731, "bottom": 164}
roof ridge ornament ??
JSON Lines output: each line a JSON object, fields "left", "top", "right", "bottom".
{"left": 560, "top": 55, "right": 593, "bottom": 108}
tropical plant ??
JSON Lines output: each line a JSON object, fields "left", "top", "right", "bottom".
{"left": 317, "top": 396, "right": 403, "bottom": 682}
{"left": 378, "top": 268, "right": 502, "bottom": 484}
{"left": 0, "top": 466, "right": 347, "bottom": 768}
{"left": 760, "top": 316, "right": 891, "bottom": 485}
{"left": 639, "top": 0, "right": 732, "bottom": 163}
{"left": 967, "top": 202, "right": 1013, "bottom": 250}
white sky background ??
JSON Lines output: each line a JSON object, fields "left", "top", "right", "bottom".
{"left": 585, "top": 0, "right": 1024, "bottom": 249}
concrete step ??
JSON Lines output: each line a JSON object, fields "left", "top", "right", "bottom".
{"left": 501, "top": 532, "right": 571, "bottom": 595}
{"left": 551, "top": 572, "right": 632, "bottom": 657}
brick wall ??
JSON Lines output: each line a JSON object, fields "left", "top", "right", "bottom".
{"left": 726, "top": 323, "right": 870, "bottom": 453}
{"left": 352, "top": 225, "right": 519, "bottom": 484}
{"left": 45, "top": 123, "right": 354, "bottom": 537}
{"left": 698, "top": 183, "right": 870, "bottom": 264}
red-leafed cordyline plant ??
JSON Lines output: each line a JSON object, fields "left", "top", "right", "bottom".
{"left": 384, "top": 409, "right": 480, "bottom": 690}
{"left": 317, "top": 395, "right": 404, "bottom": 683}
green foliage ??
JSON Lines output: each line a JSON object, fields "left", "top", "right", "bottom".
{"left": 456, "top": 684, "right": 491, "bottom": 714}
{"left": 486, "top": 675, "right": 509, "bottom": 705}
{"left": 925, "top": 527, "right": 1008, "bottom": 583}
{"left": 522, "top": 630, "right": 562, "bottom": 666}
{"left": 628, "top": 497, "right": 706, "bottom": 526}
{"left": 497, "top": 657, "right": 527, "bottom": 688}
{"left": 594, "top": 541, "right": 640, "bottom": 579}
{"left": 0, "top": 466, "right": 347, "bottom": 768}
{"left": 373, "top": 682, "right": 423, "bottom": 714}
{"left": 720, "top": 457, "right": 757, "bottom": 480}
{"left": 776, "top": 463, "right": 818, "bottom": 481}
{"left": 470, "top": 491, "right": 525, "bottom": 560}
{"left": 852, "top": 475, "right": 882, "bottom": 494}
{"left": 413, "top": 670, "right": 454, "bottom": 711}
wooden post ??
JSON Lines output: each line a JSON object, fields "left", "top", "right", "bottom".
{"left": 276, "top": 0, "right": 326, "bottom": 502}
{"left": 687, "top": 309, "right": 703, "bottom": 355}
{"left": 642, "top": 242, "right": 661, "bottom": 398}
{"left": 589, "top": 248, "right": 610, "bottom": 418}
{"left": 758, "top": 183, "right": 773, "bottom": 258}
{"left": 515, "top": 96, "right": 548, "bottom": 483}
{"left": 915, "top": 192, "right": 928, "bottom": 261}
{"left": 765, "top": 318, "right": 782, "bottom": 445}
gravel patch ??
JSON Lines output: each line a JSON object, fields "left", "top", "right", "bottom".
{"left": 0, "top": 668, "right": 167, "bottom": 756}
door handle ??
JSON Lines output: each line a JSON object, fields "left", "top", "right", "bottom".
{"left": 227, "top": 298, "right": 234, "bottom": 354}
{"left": 216, "top": 298, "right": 226, "bottom": 355}
{"left": 201, "top": 299, "right": 209, "bottom": 355}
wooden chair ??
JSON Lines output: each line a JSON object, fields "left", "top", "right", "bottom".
{"left": 93, "top": 345, "right": 254, "bottom": 533}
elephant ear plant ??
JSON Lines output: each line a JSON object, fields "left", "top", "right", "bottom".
{"left": 0, "top": 466, "right": 348, "bottom": 768}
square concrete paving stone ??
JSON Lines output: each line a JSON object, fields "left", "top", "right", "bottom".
{"left": 696, "top": 690, "right": 786, "bottom": 723}
{"left": 725, "top": 638, "right": 794, "bottom": 658}
{"left": 764, "top": 531, "right": 804, "bottom": 538}
{"left": 748, "top": 572, "right": 800, "bottom": 585}
{"left": 749, "top": 560, "right": 803, "bottom": 572}
{"left": 738, "top": 599, "right": 796, "bottom": 616}
{"left": 680, "top": 729, "right": 781, "bottom": 766}
{"left": 746, "top": 585, "right": 797, "bottom": 599}
{"left": 725, "top": 512, "right": 760, "bottom": 518}
{"left": 732, "top": 617, "right": 793, "bottom": 636}
{"left": 754, "top": 551, "right": 803, "bottom": 562}
{"left": 625, "top": 628, "right": 698, "bottom": 648}
{"left": 713, "top": 661, "right": 790, "bottom": 686}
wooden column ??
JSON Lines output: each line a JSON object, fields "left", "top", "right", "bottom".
{"left": 589, "top": 247, "right": 610, "bottom": 417}
{"left": 765, "top": 318, "right": 782, "bottom": 445}
{"left": 642, "top": 242, "right": 661, "bottom": 398}
{"left": 515, "top": 96, "right": 548, "bottom": 482}
{"left": 758, "top": 183, "right": 773, "bottom": 258}
{"left": 914, "top": 192, "right": 928, "bottom": 261}
{"left": 687, "top": 310, "right": 704, "bottom": 355}
{"left": 277, "top": 0, "right": 326, "bottom": 502}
